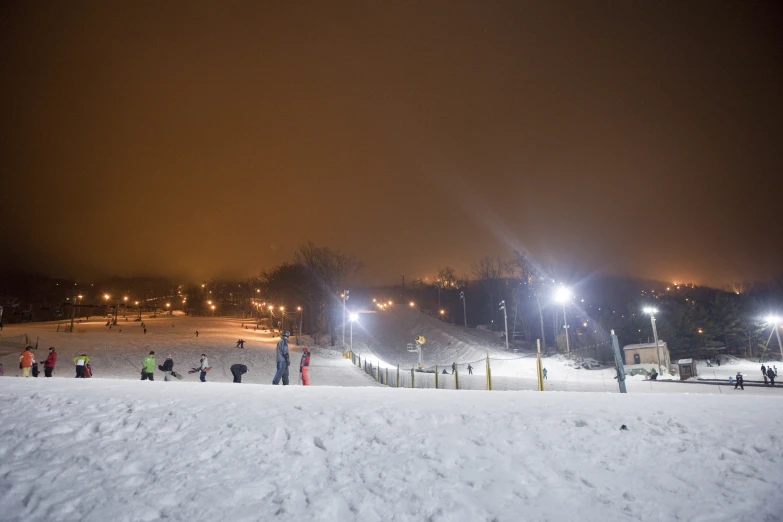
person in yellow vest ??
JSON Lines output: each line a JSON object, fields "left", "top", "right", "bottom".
{"left": 73, "top": 354, "right": 89, "bottom": 378}
{"left": 19, "top": 347, "right": 35, "bottom": 377}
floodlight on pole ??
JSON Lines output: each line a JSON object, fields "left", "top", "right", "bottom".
{"left": 764, "top": 315, "right": 783, "bottom": 361}
{"left": 349, "top": 312, "right": 359, "bottom": 354}
{"left": 342, "top": 290, "right": 349, "bottom": 351}
{"left": 499, "top": 300, "right": 509, "bottom": 351}
{"left": 553, "top": 287, "right": 572, "bottom": 353}
{"left": 643, "top": 307, "right": 663, "bottom": 375}
{"left": 460, "top": 291, "right": 467, "bottom": 329}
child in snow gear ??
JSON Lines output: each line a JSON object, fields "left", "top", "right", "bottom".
{"left": 230, "top": 363, "right": 248, "bottom": 383}
{"left": 543, "top": 367, "right": 548, "bottom": 380}
{"left": 649, "top": 368, "right": 658, "bottom": 380}
{"left": 19, "top": 347, "right": 35, "bottom": 378}
{"left": 300, "top": 347, "right": 311, "bottom": 385}
{"left": 273, "top": 332, "right": 291, "bottom": 385}
{"left": 159, "top": 355, "right": 175, "bottom": 381}
{"left": 734, "top": 372, "right": 744, "bottom": 390}
{"left": 767, "top": 366, "right": 776, "bottom": 386}
{"left": 141, "top": 351, "right": 156, "bottom": 380}
{"left": 74, "top": 354, "right": 89, "bottom": 378}
{"left": 44, "top": 347, "right": 57, "bottom": 377}
{"left": 442, "top": 369, "right": 448, "bottom": 374}
{"left": 467, "top": 364, "right": 473, "bottom": 375}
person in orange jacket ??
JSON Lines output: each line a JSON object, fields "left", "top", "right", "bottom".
{"left": 300, "top": 347, "right": 311, "bottom": 386}
{"left": 20, "top": 347, "right": 35, "bottom": 378}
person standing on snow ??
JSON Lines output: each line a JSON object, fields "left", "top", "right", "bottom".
{"left": 198, "top": 354, "right": 209, "bottom": 382}
{"left": 762, "top": 365, "right": 768, "bottom": 385}
{"left": 734, "top": 372, "right": 744, "bottom": 390}
{"left": 43, "top": 347, "right": 57, "bottom": 377}
{"left": 73, "top": 354, "right": 89, "bottom": 378}
{"left": 767, "top": 366, "right": 776, "bottom": 386}
{"left": 160, "top": 355, "right": 174, "bottom": 381}
{"left": 141, "top": 351, "right": 156, "bottom": 381}
{"left": 543, "top": 367, "right": 548, "bottom": 380}
{"left": 451, "top": 362, "right": 456, "bottom": 375}
{"left": 230, "top": 363, "right": 248, "bottom": 383}
{"left": 467, "top": 364, "right": 473, "bottom": 375}
{"left": 19, "top": 347, "right": 35, "bottom": 378}
{"left": 272, "top": 331, "right": 291, "bottom": 385}
{"left": 300, "top": 347, "right": 311, "bottom": 385}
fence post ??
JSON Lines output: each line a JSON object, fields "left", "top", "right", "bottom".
{"left": 411, "top": 368, "right": 415, "bottom": 388}
{"left": 454, "top": 362, "right": 459, "bottom": 390}
{"left": 435, "top": 365, "right": 439, "bottom": 389}
{"left": 536, "top": 339, "right": 544, "bottom": 391}
{"left": 377, "top": 363, "right": 381, "bottom": 383}
{"left": 486, "top": 353, "right": 492, "bottom": 391}
{"left": 386, "top": 367, "right": 389, "bottom": 386}
{"left": 610, "top": 330, "right": 627, "bottom": 393}
{"left": 397, "top": 364, "right": 400, "bottom": 388}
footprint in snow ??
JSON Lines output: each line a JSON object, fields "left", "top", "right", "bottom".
{"left": 314, "top": 437, "right": 326, "bottom": 451}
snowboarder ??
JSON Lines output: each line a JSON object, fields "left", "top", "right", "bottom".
{"left": 762, "top": 365, "right": 768, "bottom": 385}
{"left": 734, "top": 372, "right": 744, "bottom": 390}
{"left": 73, "top": 354, "right": 89, "bottom": 378}
{"left": 451, "top": 362, "right": 456, "bottom": 375}
{"left": 159, "top": 355, "right": 175, "bottom": 381}
{"left": 236, "top": 339, "right": 245, "bottom": 349}
{"left": 141, "top": 351, "right": 156, "bottom": 381}
{"left": 467, "top": 364, "right": 473, "bottom": 375}
{"left": 198, "top": 354, "right": 209, "bottom": 382}
{"left": 44, "top": 346, "right": 57, "bottom": 377}
{"left": 543, "top": 367, "right": 548, "bottom": 380}
{"left": 272, "top": 331, "right": 291, "bottom": 385}
{"left": 230, "top": 363, "right": 248, "bottom": 383}
{"left": 300, "top": 347, "right": 311, "bottom": 385}
{"left": 649, "top": 367, "right": 658, "bottom": 380}
{"left": 19, "top": 347, "right": 35, "bottom": 378}
{"left": 767, "top": 366, "right": 776, "bottom": 386}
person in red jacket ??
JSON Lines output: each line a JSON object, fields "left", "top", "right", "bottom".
{"left": 19, "top": 347, "right": 35, "bottom": 378}
{"left": 300, "top": 347, "right": 311, "bottom": 386}
{"left": 44, "top": 347, "right": 57, "bottom": 377}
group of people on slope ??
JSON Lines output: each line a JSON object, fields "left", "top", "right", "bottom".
{"left": 272, "top": 331, "right": 310, "bottom": 385}
{"left": 761, "top": 364, "right": 777, "bottom": 386}
{"left": 18, "top": 346, "right": 91, "bottom": 378}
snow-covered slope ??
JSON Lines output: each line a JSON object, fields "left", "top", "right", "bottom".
{"left": 1, "top": 379, "right": 781, "bottom": 522}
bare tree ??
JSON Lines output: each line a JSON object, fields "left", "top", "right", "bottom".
{"left": 513, "top": 251, "right": 550, "bottom": 349}
{"left": 471, "top": 256, "right": 512, "bottom": 328}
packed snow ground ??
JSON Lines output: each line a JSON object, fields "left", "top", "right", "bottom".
{"left": 1, "top": 379, "right": 781, "bottom": 522}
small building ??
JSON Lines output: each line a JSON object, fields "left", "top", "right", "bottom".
{"left": 623, "top": 342, "right": 671, "bottom": 369}
{"left": 677, "top": 359, "right": 698, "bottom": 380}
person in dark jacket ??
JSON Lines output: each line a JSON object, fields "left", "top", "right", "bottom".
{"left": 467, "top": 364, "right": 473, "bottom": 375}
{"left": 300, "top": 347, "right": 311, "bottom": 385}
{"left": 159, "top": 355, "right": 174, "bottom": 381}
{"left": 44, "top": 347, "right": 57, "bottom": 377}
{"left": 272, "top": 331, "right": 291, "bottom": 385}
{"left": 762, "top": 365, "right": 768, "bottom": 385}
{"left": 734, "top": 372, "right": 744, "bottom": 390}
{"left": 767, "top": 366, "right": 776, "bottom": 386}
{"left": 230, "top": 364, "right": 248, "bottom": 383}
{"left": 451, "top": 362, "right": 456, "bottom": 374}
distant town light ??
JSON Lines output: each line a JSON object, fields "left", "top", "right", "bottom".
{"left": 643, "top": 307, "right": 658, "bottom": 315}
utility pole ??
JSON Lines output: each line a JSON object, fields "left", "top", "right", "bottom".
{"left": 610, "top": 330, "right": 627, "bottom": 393}
{"left": 644, "top": 307, "right": 663, "bottom": 376}
{"left": 297, "top": 307, "right": 303, "bottom": 345}
{"left": 499, "top": 300, "right": 509, "bottom": 351}
{"left": 562, "top": 302, "right": 570, "bottom": 353}
{"left": 69, "top": 295, "right": 77, "bottom": 333}
{"left": 460, "top": 291, "right": 467, "bottom": 328}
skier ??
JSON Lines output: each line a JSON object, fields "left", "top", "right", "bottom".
{"left": 543, "top": 367, "right": 548, "bottom": 380}
{"left": 198, "top": 354, "right": 209, "bottom": 382}
{"left": 44, "top": 346, "right": 57, "bottom": 377}
{"left": 762, "top": 365, "right": 768, "bottom": 385}
{"left": 467, "top": 364, "right": 473, "bottom": 375}
{"left": 300, "top": 347, "right": 311, "bottom": 385}
{"left": 159, "top": 355, "right": 174, "bottom": 381}
{"left": 451, "top": 362, "right": 456, "bottom": 375}
{"left": 73, "top": 354, "right": 89, "bottom": 378}
{"left": 272, "top": 331, "right": 291, "bottom": 385}
{"left": 734, "top": 372, "right": 744, "bottom": 390}
{"left": 230, "top": 363, "right": 248, "bottom": 383}
{"left": 19, "top": 347, "right": 35, "bottom": 378}
{"left": 767, "top": 366, "right": 776, "bottom": 386}
{"left": 236, "top": 339, "right": 245, "bottom": 349}
{"left": 141, "top": 351, "right": 156, "bottom": 381}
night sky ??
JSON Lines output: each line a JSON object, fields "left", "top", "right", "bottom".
{"left": 1, "top": 1, "right": 781, "bottom": 286}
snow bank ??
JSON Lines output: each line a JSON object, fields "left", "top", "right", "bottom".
{"left": 1, "top": 379, "right": 781, "bottom": 522}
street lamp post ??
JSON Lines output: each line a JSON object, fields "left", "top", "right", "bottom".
{"left": 342, "top": 290, "right": 349, "bottom": 351}
{"left": 554, "top": 287, "right": 571, "bottom": 353}
{"left": 643, "top": 307, "right": 663, "bottom": 376}
{"left": 123, "top": 296, "right": 128, "bottom": 319}
{"left": 297, "top": 306, "right": 303, "bottom": 345}
{"left": 211, "top": 304, "right": 216, "bottom": 317}
{"left": 280, "top": 307, "right": 285, "bottom": 331}
{"left": 765, "top": 316, "right": 783, "bottom": 361}
{"left": 499, "top": 300, "right": 509, "bottom": 351}
{"left": 459, "top": 291, "right": 467, "bottom": 328}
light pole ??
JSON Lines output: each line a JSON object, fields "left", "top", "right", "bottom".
{"left": 297, "top": 306, "right": 303, "bottom": 345}
{"left": 280, "top": 306, "right": 285, "bottom": 331}
{"left": 765, "top": 316, "right": 783, "bottom": 361}
{"left": 211, "top": 304, "right": 216, "bottom": 317}
{"left": 460, "top": 291, "right": 467, "bottom": 328}
{"left": 135, "top": 301, "right": 140, "bottom": 320}
{"left": 123, "top": 296, "right": 128, "bottom": 319}
{"left": 643, "top": 307, "right": 663, "bottom": 376}
{"left": 349, "top": 312, "right": 359, "bottom": 354}
{"left": 69, "top": 294, "right": 82, "bottom": 332}
{"left": 165, "top": 303, "right": 171, "bottom": 316}
{"left": 342, "top": 290, "right": 349, "bottom": 350}
{"left": 499, "top": 300, "right": 509, "bottom": 351}
{"left": 554, "top": 287, "right": 571, "bottom": 353}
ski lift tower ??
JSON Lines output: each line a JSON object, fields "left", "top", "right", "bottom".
{"left": 407, "top": 335, "right": 427, "bottom": 369}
